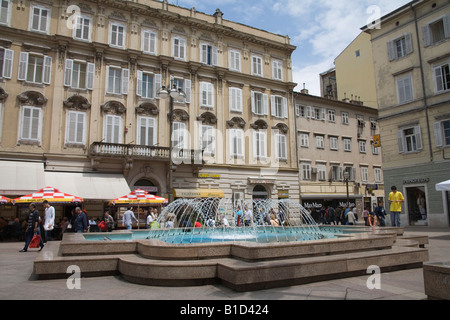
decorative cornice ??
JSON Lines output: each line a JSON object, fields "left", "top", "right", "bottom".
{"left": 101, "top": 100, "right": 126, "bottom": 114}
{"left": 63, "top": 95, "right": 91, "bottom": 110}
{"left": 227, "top": 117, "right": 246, "bottom": 129}
{"left": 136, "top": 102, "right": 159, "bottom": 116}
{"left": 17, "top": 91, "right": 47, "bottom": 106}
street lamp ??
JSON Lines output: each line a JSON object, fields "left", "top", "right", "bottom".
{"left": 157, "top": 84, "right": 186, "bottom": 204}
{"left": 343, "top": 170, "right": 350, "bottom": 208}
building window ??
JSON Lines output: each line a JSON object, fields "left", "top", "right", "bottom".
{"left": 422, "top": 16, "right": 450, "bottom": 47}
{"left": 64, "top": 60, "right": 95, "bottom": 90}
{"left": 276, "top": 134, "right": 287, "bottom": 161}
{"left": 229, "top": 49, "right": 241, "bottom": 72}
{"left": 172, "top": 122, "right": 187, "bottom": 150}
{"left": 251, "top": 91, "right": 268, "bottom": 116}
{"left": 270, "top": 96, "right": 287, "bottom": 118}
{"left": 396, "top": 74, "right": 414, "bottom": 104}
{"left": 65, "top": 111, "right": 86, "bottom": 145}
{"left": 299, "top": 133, "right": 309, "bottom": 148}
{"left": 253, "top": 131, "right": 267, "bottom": 160}
{"left": 29, "top": 5, "right": 50, "bottom": 33}
{"left": 343, "top": 138, "right": 352, "bottom": 152}
{"left": 200, "top": 43, "right": 218, "bottom": 66}
{"left": 374, "top": 168, "right": 382, "bottom": 183}
{"left": 344, "top": 166, "right": 356, "bottom": 181}
{"left": 272, "top": 59, "right": 283, "bottom": 81}
{"left": 359, "top": 140, "right": 367, "bottom": 153}
{"left": 73, "top": 15, "right": 91, "bottom": 41}
{"left": 434, "top": 119, "right": 450, "bottom": 148}
{"left": 19, "top": 106, "right": 42, "bottom": 143}
{"left": 169, "top": 77, "right": 191, "bottom": 103}
{"left": 142, "top": 29, "right": 157, "bottom": 55}
{"left": 317, "top": 164, "right": 327, "bottom": 181}
{"left": 434, "top": 63, "right": 450, "bottom": 93}
{"left": 103, "top": 114, "right": 122, "bottom": 144}
{"left": 301, "top": 162, "right": 311, "bottom": 181}
{"left": 229, "top": 87, "right": 243, "bottom": 112}
{"left": 361, "top": 167, "right": 369, "bottom": 182}
{"left": 230, "top": 128, "right": 244, "bottom": 158}
{"left": 106, "top": 66, "right": 129, "bottom": 95}
{"left": 200, "top": 82, "right": 214, "bottom": 109}
{"left": 18, "top": 52, "right": 52, "bottom": 84}
{"left": 315, "top": 135, "right": 324, "bottom": 149}
{"left": 387, "top": 34, "right": 413, "bottom": 61}
{"left": 136, "top": 72, "right": 161, "bottom": 99}
{"left": 397, "top": 126, "right": 423, "bottom": 153}
{"left": 137, "top": 116, "right": 157, "bottom": 146}
{"left": 0, "top": 0, "right": 11, "bottom": 25}
{"left": 201, "top": 125, "right": 215, "bottom": 156}
{"left": 372, "top": 142, "right": 380, "bottom": 155}
{"left": 328, "top": 109, "right": 336, "bottom": 122}
{"left": 173, "top": 37, "right": 186, "bottom": 61}
{"left": 342, "top": 112, "right": 349, "bottom": 125}
{"left": 329, "top": 136, "right": 338, "bottom": 150}
{"left": 355, "top": 50, "right": 360, "bottom": 58}
{"left": 0, "top": 48, "right": 13, "bottom": 79}
{"left": 252, "top": 55, "right": 263, "bottom": 77}
{"left": 109, "top": 22, "right": 126, "bottom": 48}
{"left": 331, "top": 165, "right": 343, "bottom": 182}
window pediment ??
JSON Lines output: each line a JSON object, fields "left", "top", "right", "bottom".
{"left": 63, "top": 95, "right": 91, "bottom": 110}
{"left": 17, "top": 91, "right": 47, "bottom": 106}
{"left": 101, "top": 100, "right": 126, "bottom": 115}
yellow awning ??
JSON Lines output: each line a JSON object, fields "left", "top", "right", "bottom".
{"left": 173, "top": 188, "right": 225, "bottom": 198}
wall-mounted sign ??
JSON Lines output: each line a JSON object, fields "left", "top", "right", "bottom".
{"left": 403, "top": 178, "right": 430, "bottom": 184}
{"left": 373, "top": 134, "right": 381, "bottom": 147}
{"left": 198, "top": 173, "right": 220, "bottom": 179}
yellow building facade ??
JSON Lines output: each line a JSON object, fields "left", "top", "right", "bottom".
{"left": 0, "top": 0, "right": 298, "bottom": 220}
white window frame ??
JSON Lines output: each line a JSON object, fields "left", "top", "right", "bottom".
{"left": 137, "top": 116, "right": 157, "bottom": 147}
{"left": 0, "top": 48, "right": 13, "bottom": 79}
{"left": 200, "top": 81, "right": 214, "bottom": 109}
{"left": 299, "top": 133, "right": 309, "bottom": 148}
{"left": 29, "top": 4, "right": 50, "bottom": 34}
{"left": 65, "top": 110, "right": 86, "bottom": 146}
{"left": 396, "top": 74, "right": 414, "bottom": 104}
{"left": 230, "top": 128, "right": 244, "bottom": 158}
{"left": 359, "top": 140, "right": 367, "bottom": 153}
{"left": 361, "top": 167, "right": 369, "bottom": 182}
{"left": 374, "top": 168, "right": 382, "bottom": 183}
{"left": 141, "top": 29, "right": 157, "bottom": 55}
{"left": 64, "top": 59, "right": 95, "bottom": 90}
{"left": 251, "top": 91, "right": 268, "bottom": 116}
{"left": 200, "top": 42, "right": 218, "bottom": 66}
{"left": 272, "top": 59, "right": 283, "bottom": 81}
{"left": 103, "top": 114, "right": 123, "bottom": 144}
{"left": 422, "top": 15, "right": 450, "bottom": 47}
{"left": 228, "top": 49, "right": 241, "bottom": 72}
{"left": 200, "top": 125, "right": 216, "bottom": 156}
{"left": 253, "top": 131, "right": 267, "bottom": 160}
{"left": 172, "top": 122, "right": 187, "bottom": 150}
{"left": 169, "top": 76, "right": 190, "bottom": 103}
{"left": 172, "top": 36, "right": 186, "bottom": 61}
{"left": 109, "top": 22, "right": 126, "bottom": 49}
{"left": 270, "top": 95, "right": 288, "bottom": 118}
{"left": 331, "top": 165, "right": 343, "bottom": 182}
{"left": 343, "top": 138, "right": 352, "bottom": 152}
{"left": 317, "top": 164, "right": 327, "bottom": 181}
{"left": 251, "top": 54, "right": 263, "bottom": 77}
{"left": 19, "top": 106, "right": 42, "bottom": 143}
{"left": 229, "top": 87, "right": 242, "bottom": 112}
{"left": 433, "top": 62, "right": 450, "bottom": 93}
{"left": 73, "top": 15, "right": 92, "bottom": 42}
{"left": 276, "top": 134, "right": 287, "bottom": 161}
{"left": 301, "top": 162, "right": 311, "bottom": 181}
{"left": 315, "top": 135, "right": 324, "bottom": 149}
{"left": 0, "top": 0, "right": 12, "bottom": 26}
{"left": 434, "top": 119, "right": 450, "bottom": 148}
{"left": 387, "top": 33, "right": 413, "bottom": 61}
{"left": 137, "top": 71, "right": 156, "bottom": 99}
{"left": 328, "top": 109, "right": 336, "bottom": 122}
{"left": 18, "top": 52, "right": 52, "bottom": 85}
{"left": 329, "top": 136, "right": 339, "bottom": 150}
{"left": 397, "top": 126, "right": 423, "bottom": 153}
{"left": 106, "top": 66, "right": 129, "bottom": 95}
{"left": 342, "top": 112, "right": 349, "bottom": 125}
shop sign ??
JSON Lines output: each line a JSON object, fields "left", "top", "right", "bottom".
{"left": 248, "top": 179, "right": 276, "bottom": 184}
{"left": 366, "top": 184, "right": 378, "bottom": 191}
{"left": 278, "top": 190, "right": 289, "bottom": 199}
{"left": 198, "top": 173, "right": 221, "bottom": 179}
{"left": 303, "top": 201, "right": 323, "bottom": 209}
{"left": 403, "top": 178, "right": 430, "bottom": 184}
{"left": 373, "top": 134, "right": 381, "bottom": 147}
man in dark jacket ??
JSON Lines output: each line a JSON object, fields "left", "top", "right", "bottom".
{"left": 72, "top": 207, "right": 88, "bottom": 233}
{"left": 20, "top": 203, "right": 44, "bottom": 252}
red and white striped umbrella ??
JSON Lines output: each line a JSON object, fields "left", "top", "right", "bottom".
{"left": 13, "top": 187, "right": 83, "bottom": 204}
{"left": 109, "top": 189, "right": 168, "bottom": 206}
{"left": 0, "top": 195, "right": 11, "bottom": 204}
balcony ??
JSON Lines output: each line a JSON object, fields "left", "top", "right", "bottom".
{"left": 89, "top": 142, "right": 204, "bottom": 165}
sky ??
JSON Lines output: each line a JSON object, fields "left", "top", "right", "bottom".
{"left": 166, "top": 0, "right": 411, "bottom": 96}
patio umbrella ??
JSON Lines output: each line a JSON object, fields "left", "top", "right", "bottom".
{"left": 0, "top": 195, "right": 11, "bottom": 204}
{"left": 12, "top": 187, "right": 84, "bottom": 204}
{"left": 108, "top": 189, "right": 168, "bottom": 229}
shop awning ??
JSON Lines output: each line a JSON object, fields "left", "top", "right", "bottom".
{"left": 173, "top": 188, "right": 225, "bottom": 198}
{"left": 436, "top": 179, "right": 450, "bottom": 191}
{"left": 44, "top": 172, "right": 131, "bottom": 200}
{"left": 0, "top": 161, "right": 45, "bottom": 195}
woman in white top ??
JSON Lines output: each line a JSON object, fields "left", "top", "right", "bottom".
{"left": 347, "top": 209, "right": 356, "bottom": 225}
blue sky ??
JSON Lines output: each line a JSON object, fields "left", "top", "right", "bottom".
{"left": 167, "top": 0, "right": 411, "bottom": 96}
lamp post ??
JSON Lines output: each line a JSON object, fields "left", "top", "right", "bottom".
{"left": 157, "top": 83, "right": 186, "bottom": 204}
{"left": 343, "top": 170, "right": 350, "bottom": 208}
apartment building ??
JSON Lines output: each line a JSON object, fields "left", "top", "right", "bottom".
{"left": 0, "top": 0, "right": 298, "bottom": 220}
{"left": 362, "top": 0, "right": 450, "bottom": 226}
{"left": 294, "top": 92, "right": 383, "bottom": 217}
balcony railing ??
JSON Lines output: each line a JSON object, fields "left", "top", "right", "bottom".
{"left": 89, "top": 142, "right": 203, "bottom": 165}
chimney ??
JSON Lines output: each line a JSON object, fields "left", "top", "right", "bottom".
{"left": 300, "top": 83, "right": 309, "bottom": 95}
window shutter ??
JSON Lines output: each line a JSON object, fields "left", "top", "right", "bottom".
{"left": 154, "top": 73, "right": 161, "bottom": 99}
{"left": 136, "top": 70, "right": 143, "bottom": 97}
{"left": 105, "top": 66, "right": 112, "bottom": 94}
{"left": 397, "top": 130, "right": 405, "bottom": 153}
{"left": 86, "top": 62, "right": 95, "bottom": 90}
{"left": 43, "top": 55, "right": 52, "bottom": 84}
{"left": 212, "top": 46, "right": 218, "bottom": 66}
{"left": 414, "top": 126, "right": 423, "bottom": 150}
{"left": 405, "top": 33, "right": 413, "bottom": 55}
{"left": 422, "top": 25, "right": 432, "bottom": 47}
{"left": 251, "top": 91, "right": 255, "bottom": 113}
{"left": 434, "top": 121, "right": 443, "bottom": 147}
{"left": 18, "top": 52, "right": 28, "bottom": 81}
{"left": 320, "top": 107, "right": 326, "bottom": 121}
{"left": 2, "top": 49, "right": 13, "bottom": 79}
{"left": 283, "top": 98, "right": 288, "bottom": 118}
{"left": 434, "top": 66, "right": 444, "bottom": 92}
{"left": 263, "top": 93, "right": 269, "bottom": 115}
{"left": 443, "top": 15, "right": 450, "bottom": 38}
{"left": 387, "top": 40, "right": 396, "bottom": 61}
{"left": 200, "top": 44, "right": 207, "bottom": 64}
{"left": 270, "top": 96, "right": 276, "bottom": 116}
{"left": 64, "top": 59, "right": 73, "bottom": 87}
{"left": 121, "top": 68, "right": 129, "bottom": 94}
{"left": 184, "top": 79, "right": 191, "bottom": 103}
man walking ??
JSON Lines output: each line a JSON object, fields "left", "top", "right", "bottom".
{"left": 388, "top": 186, "right": 404, "bottom": 227}
{"left": 43, "top": 200, "right": 55, "bottom": 242}
{"left": 122, "top": 207, "right": 138, "bottom": 230}
{"left": 20, "top": 203, "right": 44, "bottom": 252}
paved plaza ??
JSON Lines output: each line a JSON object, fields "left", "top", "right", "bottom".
{"left": 0, "top": 226, "right": 449, "bottom": 301}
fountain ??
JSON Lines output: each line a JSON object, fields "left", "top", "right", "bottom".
{"left": 145, "top": 198, "right": 329, "bottom": 244}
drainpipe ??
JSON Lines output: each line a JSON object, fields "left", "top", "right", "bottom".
{"left": 411, "top": 4, "right": 433, "bottom": 162}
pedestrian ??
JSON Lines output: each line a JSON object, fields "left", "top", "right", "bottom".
{"left": 20, "top": 203, "right": 44, "bottom": 252}
{"left": 368, "top": 211, "right": 376, "bottom": 227}
{"left": 374, "top": 201, "right": 386, "bottom": 226}
{"left": 388, "top": 186, "right": 404, "bottom": 227}
{"left": 42, "top": 200, "right": 55, "bottom": 242}
{"left": 146, "top": 211, "right": 154, "bottom": 229}
{"left": 277, "top": 207, "right": 286, "bottom": 226}
{"left": 347, "top": 208, "right": 356, "bottom": 225}
{"left": 122, "top": 207, "right": 138, "bottom": 230}
{"left": 363, "top": 207, "right": 369, "bottom": 226}
{"left": 334, "top": 206, "right": 342, "bottom": 225}
{"left": 327, "top": 206, "right": 335, "bottom": 225}
{"left": 72, "top": 207, "right": 88, "bottom": 233}
{"left": 243, "top": 206, "right": 253, "bottom": 226}
{"left": 104, "top": 211, "right": 115, "bottom": 232}
{"left": 235, "top": 206, "right": 243, "bottom": 226}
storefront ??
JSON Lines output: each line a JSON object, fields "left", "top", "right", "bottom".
{"left": 436, "top": 179, "right": 450, "bottom": 226}
{"left": 402, "top": 178, "right": 430, "bottom": 226}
